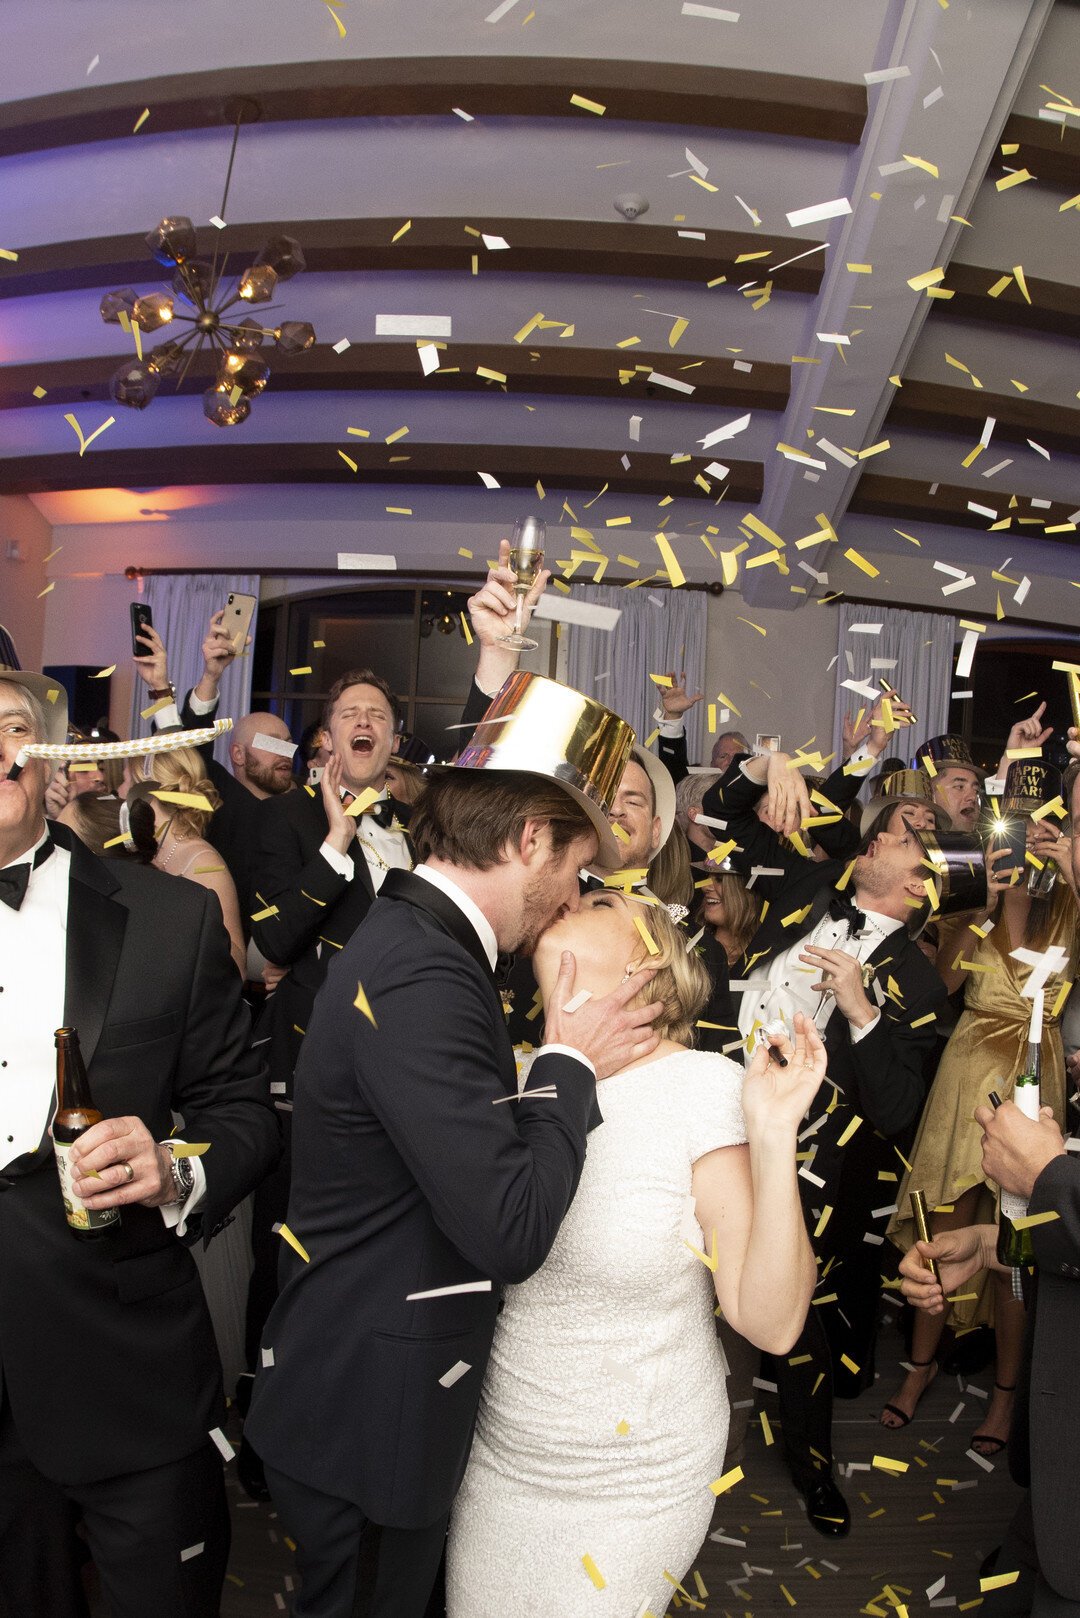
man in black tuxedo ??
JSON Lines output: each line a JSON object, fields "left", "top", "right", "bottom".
{"left": 133, "top": 612, "right": 295, "bottom": 927}
{"left": 247, "top": 707, "right": 663, "bottom": 1618}
{"left": 705, "top": 745, "right": 947, "bottom": 1533}
{"left": 0, "top": 671, "right": 279, "bottom": 1618}
{"left": 900, "top": 754, "right": 1080, "bottom": 1615}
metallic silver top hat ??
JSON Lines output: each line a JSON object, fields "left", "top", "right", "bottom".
{"left": 454, "top": 671, "right": 635, "bottom": 867}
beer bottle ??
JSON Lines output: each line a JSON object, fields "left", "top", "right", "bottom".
{"left": 53, "top": 1027, "right": 120, "bottom": 1239}
{"left": 996, "top": 991, "right": 1042, "bottom": 1269}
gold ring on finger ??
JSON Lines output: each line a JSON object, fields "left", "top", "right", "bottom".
{"left": 120, "top": 1161, "right": 135, "bottom": 1184}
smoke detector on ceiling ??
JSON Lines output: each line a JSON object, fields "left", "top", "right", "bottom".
{"left": 614, "top": 194, "right": 649, "bottom": 221}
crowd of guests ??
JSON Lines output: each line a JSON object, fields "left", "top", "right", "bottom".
{"left": 3, "top": 551, "right": 1080, "bottom": 1618}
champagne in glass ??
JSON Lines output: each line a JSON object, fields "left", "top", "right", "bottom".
{"left": 499, "top": 516, "right": 546, "bottom": 652}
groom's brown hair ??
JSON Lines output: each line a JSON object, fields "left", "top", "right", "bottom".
{"left": 410, "top": 769, "right": 596, "bottom": 871}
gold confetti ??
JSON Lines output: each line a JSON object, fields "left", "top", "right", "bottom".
{"left": 709, "top": 1464, "right": 744, "bottom": 1496}
{"left": 570, "top": 94, "right": 606, "bottom": 116}
{"left": 1010, "top": 1209, "right": 1060, "bottom": 1230}
{"left": 250, "top": 904, "right": 280, "bottom": 923}
{"left": 391, "top": 220, "right": 412, "bottom": 242}
{"left": 996, "top": 169, "right": 1033, "bottom": 192}
{"left": 277, "top": 1223, "right": 310, "bottom": 1263}
{"left": 91, "top": 664, "right": 116, "bottom": 679}
{"left": 844, "top": 548, "right": 880, "bottom": 578}
{"left": 33, "top": 384, "right": 47, "bottom": 398}
{"left": 633, "top": 914, "right": 660, "bottom": 956}
{"left": 132, "top": 108, "right": 150, "bottom": 133}
{"left": 152, "top": 789, "right": 215, "bottom": 811}
{"left": 907, "top": 267, "right": 945, "bottom": 291}
{"left": 0, "top": 248, "right": 19, "bottom": 262}
{"left": 353, "top": 981, "right": 378, "bottom": 1026}
{"left": 581, "top": 1554, "right": 607, "bottom": 1590}
{"left": 655, "top": 533, "right": 686, "bottom": 587}
{"left": 903, "top": 154, "right": 939, "bottom": 177}
{"left": 290, "top": 665, "right": 313, "bottom": 676}
{"left": 64, "top": 412, "right": 116, "bottom": 456}
{"left": 981, "top": 1572, "right": 1020, "bottom": 1592}
{"left": 338, "top": 451, "right": 358, "bottom": 472}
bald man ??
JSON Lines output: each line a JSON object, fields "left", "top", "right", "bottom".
{"left": 136, "top": 611, "right": 296, "bottom": 927}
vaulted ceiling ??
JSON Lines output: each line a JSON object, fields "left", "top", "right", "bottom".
{"left": 3, "top": 0, "right": 1080, "bottom": 622}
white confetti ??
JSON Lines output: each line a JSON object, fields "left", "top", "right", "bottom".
{"left": 864, "top": 65, "right": 911, "bottom": 83}
{"left": 786, "top": 197, "right": 852, "bottom": 229}
{"left": 406, "top": 1281, "right": 492, "bottom": 1301}
{"left": 439, "top": 1360, "right": 472, "bottom": 1387}
{"left": 332, "top": 338, "right": 351, "bottom": 354}
{"left": 209, "top": 1427, "right": 235, "bottom": 1462}
{"left": 180, "top": 1543, "right": 205, "bottom": 1562}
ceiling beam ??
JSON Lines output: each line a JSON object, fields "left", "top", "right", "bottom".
{"left": 924, "top": 261, "right": 1080, "bottom": 339}
{"left": 0, "top": 441, "right": 762, "bottom": 500}
{"left": 0, "top": 216, "right": 825, "bottom": 301}
{"left": 999, "top": 111, "right": 1080, "bottom": 191}
{"left": 0, "top": 344, "right": 790, "bottom": 413}
{"left": 0, "top": 59, "right": 867, "bottom": 159}
{"left": 886, "top": 378, "right": 1080, "bottom": 457}
{"left": 848, "top": 471, "right": 1076, "bottom": 532}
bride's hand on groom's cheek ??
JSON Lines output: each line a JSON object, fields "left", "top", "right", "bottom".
{"left": 543, "top": 951, "right": 663, "bottom": 1080}
{"left": 742, "top": 1012, "right": 827, "bottom": 1136}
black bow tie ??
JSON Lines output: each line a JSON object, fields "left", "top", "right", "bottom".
{"left": 828, "top": 891, "right": 866, "bottom": 937}
{"left": 494, "top": 951, "right": 515, "bottom": 988}
{"left": 0, "top": 838, "right": 55, "bottom": 913}
{"left": 343, "top": 794, "right": 397, "bottom": 829}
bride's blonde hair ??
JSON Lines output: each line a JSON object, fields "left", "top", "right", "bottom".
{"left": 622, "top": 897, "right": 712, "bottom": 1047}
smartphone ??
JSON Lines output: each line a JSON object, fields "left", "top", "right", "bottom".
{"left": 988, "top": 816, "right": 1027, "bottom": 880}
{"left": 130, "top": 601, "right": 154, "bottom": 658}
{"left": 224, "top": 591, "right": 257, "bottom": 655}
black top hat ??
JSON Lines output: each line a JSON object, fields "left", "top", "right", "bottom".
{"left": 914, "top": 734, "right": 988, "bottom": 780}
{"left": 914, "top": 828, "right": 988, "bottom": 918}
{"left": 1000, "top": 760, "right": 1062, "bottom": 817}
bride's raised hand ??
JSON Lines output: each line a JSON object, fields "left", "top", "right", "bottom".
{"left": 741, "top": 1012, "right": 827, "bottom": 1138}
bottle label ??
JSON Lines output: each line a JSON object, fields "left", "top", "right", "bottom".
{"left": 1012, "top": 1076, "right": 1041, "bottom": 1122}
{"left": 1000, "top": 1189, "right": 1029, "bottom": 1222}
{"left": 54, "top": 1141, "right": 120, "bottom": 1232}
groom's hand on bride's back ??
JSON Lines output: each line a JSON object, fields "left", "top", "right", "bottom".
{"left": 543, "top": 952, "right": 662, "bottom": 1080}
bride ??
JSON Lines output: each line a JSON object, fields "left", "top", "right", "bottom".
{"left": 446, "top": 888, "right": 823, "bottom": 1617}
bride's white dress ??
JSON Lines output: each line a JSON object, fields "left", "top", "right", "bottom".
{"left": 446, "top": 1048, "right": 747, "bottom": 1618}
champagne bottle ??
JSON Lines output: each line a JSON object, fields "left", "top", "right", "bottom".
{"left": 996, "top": 991, "right": 1042, "bottom": 1268}
{"left": 52, "top": 1027, "right": 120, "bottom": 1240}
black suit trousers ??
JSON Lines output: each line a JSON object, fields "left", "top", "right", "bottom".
{"left": 266, "top": 1465, "right": 448, "bottom": 1618}
{"left": 0, "top": 1397, "right": 229, "bottom": 1618}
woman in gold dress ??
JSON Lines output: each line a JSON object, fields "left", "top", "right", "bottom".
{"left": 883, "top": 763, "right": 1077, "bottom": 1454}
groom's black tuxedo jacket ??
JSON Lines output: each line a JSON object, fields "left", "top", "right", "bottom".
{"left": 0, "top": 824, "right": 279, "bottom": 1487}
{"left": 704, "top": 766, "right": 946, "bottom": 1238}
{"left": 246, "top": 869, "right": 598, "bottom": 1529}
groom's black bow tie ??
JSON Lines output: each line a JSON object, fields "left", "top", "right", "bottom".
{"left": 828, "top": 891, "right": 866, "bottom": 937}
{"left": 494, "top": 952, "right": 516, "bottom": 988}
{"left": 0, "top": 838, "right": 55, "bottom": 913}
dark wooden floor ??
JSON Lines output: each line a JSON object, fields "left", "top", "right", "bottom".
{"left": 217, "top": 1324, "right": 1021, "bottom": 1616}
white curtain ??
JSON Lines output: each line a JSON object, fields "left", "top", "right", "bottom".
{"left": 831, "top": 602, "right": 956, "bottom": 791}
{"left": 128, "top": 574, "right": 259, "bottom": 767}
{"left": 565, "top": 585, "right": 707, "bottom": 759}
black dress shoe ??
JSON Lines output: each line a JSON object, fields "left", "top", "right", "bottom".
{"left": 798, "top": 1477, "right": 852, "bottom": 1538}
{"left": 237, "top": 1435, "right": 272, "bottom": 1503}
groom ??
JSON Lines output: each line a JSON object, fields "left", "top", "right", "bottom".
{"left": 246, "top": 675, "right": 663, "bottom": 1618}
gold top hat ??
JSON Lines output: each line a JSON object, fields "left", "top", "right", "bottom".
{"left": 455, "top": 672, "right": 635, "bottom": 867}
{"left": 914, "top": 734, "right": 987, "bottom": 779}
{"left": 860, "top": 768, "right": 950, "bottom": 836}
{"left": 914, "top": 828, "right": 988, "bottom": 918}
{"left": 1001, "top": 760, "right": 1061, "bottom": 817}
{"left": 0, "top": 667, "right": 68, "bottom": 747}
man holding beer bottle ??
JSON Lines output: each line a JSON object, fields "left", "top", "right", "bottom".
{"left": 0, "top": 669, "right": 278, "bottom": 1618}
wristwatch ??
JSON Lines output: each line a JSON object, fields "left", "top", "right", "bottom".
{"left": 148, "top": 683, "right": 176, "bottom": 700}
{"left": 163, "top": 1144, "right": 195, "bottom": 1205}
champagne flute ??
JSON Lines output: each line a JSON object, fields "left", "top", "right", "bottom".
{"left": 498, "top": 516, "right": 546, "bottom": 652}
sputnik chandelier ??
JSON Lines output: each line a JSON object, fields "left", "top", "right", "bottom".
{"left": 99, "top": 102, "right": 316, "bottom": 427}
